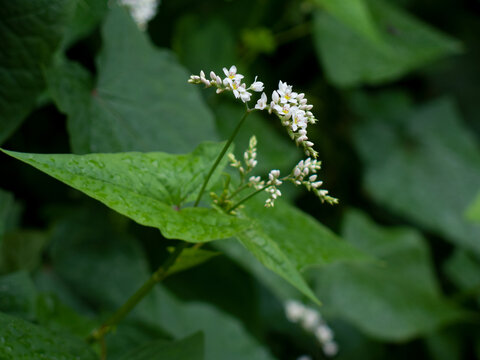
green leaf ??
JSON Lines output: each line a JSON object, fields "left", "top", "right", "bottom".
{"left": 424, "top": 329, "right": 463, "bottom": 360}
{"left": 315, "top": 0, "right": 381, "bottom": 44}
{"left": 313, "top": 210, "right": 467, "bottom": 341}
{"left": 167, "top": 248, "right": 220, "bottom": 276}
{"left": 0, "top": 188, "right": 21, "bottom": 240}
{"left": 0, "top": 271, "right": 37, "bottom": 321}
{"left": 118, "top": 332, "right": 204, "bottom": 360}
{"left": 0, "top": 0, "right": 73, "bottom": 144}
{"left": 313, "top": 0, "right": 461, "bottom": 87}
{"left": 444, "top": 250, "right": 480, "bottom": 306}
{"left": 236, "top": 226, "right": 319, "bottom": 304}
{"left": 61, "top": 0, "right": 108, "bottom": 49}
{"left": 351, "top": 94, "right": 480, "bottom": 255}
{"left": 151, "top": 286, "right": 276, "bottom": 360}
{"left": 0, "top": 311, "right": 97, "bottom": 360}
{"left": 466, "top": 190, "right": 480, "bottom": 222}
{"left": 244, "top": 198, "right": 370, "bottom": 270}
{"left": 35, "top": 294, "right": 98, "bottom": 338}
{"left": 0, "top": 230, "right": 48, "bottom": 274}
{"left": 1, "top": 142, "right": 249, "bottom": 242}
{"left": 172, "top": 15, "right": 236, "bottom": 73}
{"left": 46, "top": 5, "right": 217, "bottom": 154}
{"left": 221, "top": 198, "right": 369, "bottom": 304}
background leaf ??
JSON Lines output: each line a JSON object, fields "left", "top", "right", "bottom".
{"left": 0, "top": 0, "right": 73, "bottom": 144}
{"left": 444, "top": 250, "right": 480, "bottom": 307}
{"left": 118, "top": 332, "right": 204, "bottom": 360}
{"left": 0, "top": 231, "right": 48, "bottom": 274}
{"left": 315, "top": 0, "right": 381, "bottom": 44}
{"left": 0, "top": 188, "right": 21, "bottom": 240}
{"left": 0, "top": 271, "right": 37, "bottom": 321}
{"left": 61, "top": 0, "right": 107, "bottom": 49}
{"left": 313, "top": 210, "right": 467, "bottom": 341}
{"left": 466, "top": 191, "right": 480, "bottom": 222}
{"left": 46, "top": 5, "right": 217, "bottom": 154}
{"left": 352, "top": 94, "right": 480, "bottom": 255}
{"left": 313, "top": 0, "right": 461, "bottom": 87}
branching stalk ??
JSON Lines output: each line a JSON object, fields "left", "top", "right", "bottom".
{"left": 227, "top": 184, "right": 270, "bottom": 213}
{"left": 194, "top": 110, "right": 250, "bottom": 206}
{"left": 87, "top": 242, "right": 187, "bottom": 344}
{"left": 88, "top": 110, "right": 251, "bottom": 348}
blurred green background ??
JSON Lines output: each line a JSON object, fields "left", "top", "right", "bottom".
{"left": 1, "top": 0, "right": 480, "bottom": 359}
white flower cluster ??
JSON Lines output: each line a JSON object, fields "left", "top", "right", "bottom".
{"left": 285, "top": 300, "right": 339, "bottom": 358}
{"left": 240, "top": 156, "right": 337, "bottom": 208}
{"left": 264, "top": 170, "right": 282, "bottom": 207}
{"left": 229, "top": 136, "right": 260, "bottom": 179}
{"left": 189, "top": 65, "right": 321, "bottom": 157}
{"left": 258, "top": 81, "right": 318, "bottom": 158}
{"left": 192, "top": 65, "right": 338, "bottom": 209}
{"left": 119, "top": 0, "right": 160, "bottom": 30}
{"left": 290, "top": 158, "right": 338, "bottom": 205}
{"left": 188, "top": 65, "right": 264, "bottom": 103}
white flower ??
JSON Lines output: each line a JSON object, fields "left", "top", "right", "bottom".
{"left": 291, "top": 109, "right": 307, "bottom": 131}
{"left": 297, "top": 356, "right": 312, "bottom": 360}
{"left": 223, "top": 65, "right": 244, "bottom": 83}
{"left": 273, "top": 103, "right": 294, "bottom": 119}
{"left": 239, "top": 89, "right": 252, "bottom": 103}
{"left": 272, "top": 90, "right": 280, "bottom": 103}
{"left": 277, "top": 80, "right": 298, "bottom": 104}
{"left": 248, "top": 176, "right": 264, "bottom": 189}
{"left": 315, "top": 324, "right": 333, "bottom": 343}
{"left": 255, "top": 92, "right": 268, "bottom": 110}
{"left": 323, "top": 341, "right": 339, "bottom": 357}
{"left": 267, "top": 170, "right": 281, "bottom": 185}
{"left": 301, "top": 308, "right": 321, "bottom": 331}
{"left": 249, "top": 76, "right": 264, "bottom": 92}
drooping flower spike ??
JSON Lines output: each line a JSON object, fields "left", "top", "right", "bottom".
{"left": 190, "top": 68, "right": 318, "bottom": 158}
{"left": 285, "top": 300, "right": 339, "bottom": 357}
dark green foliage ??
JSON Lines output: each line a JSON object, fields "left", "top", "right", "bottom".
{"left": 0, "top": 0, "right": 479, "bottom": 359}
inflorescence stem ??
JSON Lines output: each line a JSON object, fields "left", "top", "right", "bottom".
{"left": 194, "top": 110, "right": 250, "bottom": 207}
{"left": 227, "top": 184, "right": 270, "bottom": 213}
{"left": 87, "top": 242, "right": 187, "bottom": 344}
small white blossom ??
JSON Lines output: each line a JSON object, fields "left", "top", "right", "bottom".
{"left": 277, "top": 80, "right": 298, "bottom": 104}
{"left": 249, "top": 76, "right": 264, "bottom": 92}
{"left": 315, "top": 324, "right": 333, "bottom": 343}
{"left": 297, "top": 356, "right": 312, "bottom": 360}
{"left": 255, "top": 92, "right": 267, "bottom": 110}
{"left": 301, "top": 308, "right": 321, "bottom": 331}
{"left": 284, "top": 300, "right": 338, "bottom": 358}
{"left": 223, "top": 65, "right": 244, "bottom": 83}
{"left": 243, "top": 136, "right": 258, "bottom": 171}
{"left": 248, "top": 176, "right": 264, "bottom": 190}
{"left": 323, "top": 341, "right": 339, "bottom": 357}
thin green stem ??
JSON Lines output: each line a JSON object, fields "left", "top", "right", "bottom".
{"left": 227, "top": 185, "right": 270, "bottom": 213}
{"left": 87, "top": 242, "right": 187, "bottom": 343}
{"left": 194, "top": 110, "right": 250, "bottom": 207}
{"left": 227, "top": 183, "right": 251, "bottom": 200}
{"left": 87, "top": 109, "right": 252, "bottom": 345}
